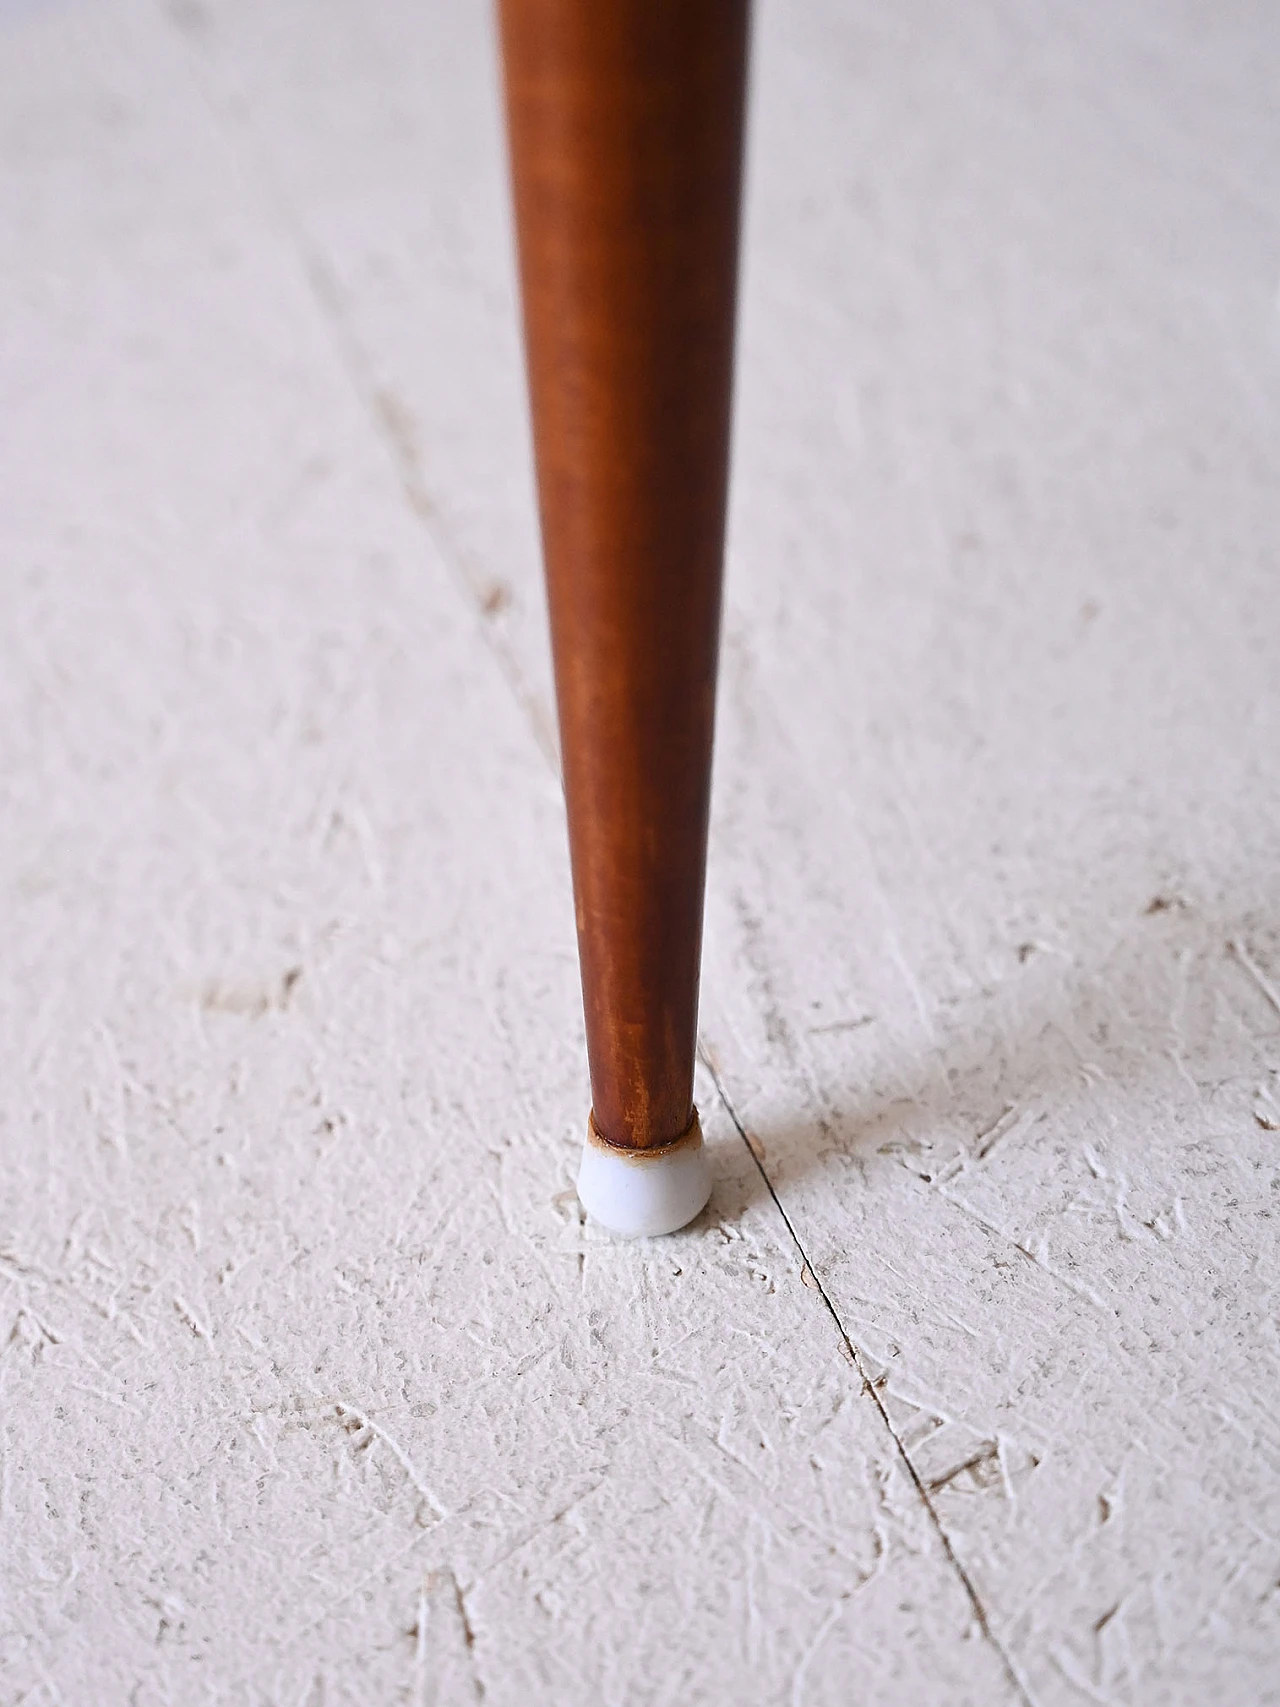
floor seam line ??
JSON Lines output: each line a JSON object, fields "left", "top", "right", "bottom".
{"left": 158, "top": 2, "right": 560, "bottom": 780}
{"left": 698, "top": 1047, "right": 1038, "bottom": 1707}
{"left": 290, "top": 242, "right": 561, "bottom": 773}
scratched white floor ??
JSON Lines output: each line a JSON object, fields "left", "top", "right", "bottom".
{"left": 3, "top": 2, "right": 1280, "bottom": 1703}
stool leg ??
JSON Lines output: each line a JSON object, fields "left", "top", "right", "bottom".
{"left": 499, "top": 0, "right": 749, "bottom": 1232}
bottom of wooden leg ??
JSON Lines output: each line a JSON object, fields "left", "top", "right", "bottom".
{"left": 576, "top": 1110, "right": 712, "bottom": 1238}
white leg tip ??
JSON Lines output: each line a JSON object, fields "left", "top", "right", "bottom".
{"left": 576, "top": 1110, "right": 712, "bottom": 1238}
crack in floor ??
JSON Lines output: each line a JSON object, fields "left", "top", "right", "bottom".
{"left": 158, "top": 0, "right": 561, "bottom": 787}
{"left": 700, "top": 1048, "right": 1038, "bottom": 1707}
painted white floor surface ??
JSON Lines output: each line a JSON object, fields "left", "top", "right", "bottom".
{"left": 3, "top": 2, "right": 1279, "bottom": 1702}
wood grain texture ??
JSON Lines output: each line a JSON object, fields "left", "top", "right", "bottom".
{"left": 499, "top": 0, "right": 749, "bottom": 1148}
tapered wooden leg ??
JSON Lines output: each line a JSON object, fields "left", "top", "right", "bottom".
{"left": 499, "top": 1, "right": 748, "bottom": 1225}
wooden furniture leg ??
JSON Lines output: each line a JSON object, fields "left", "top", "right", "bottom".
{"left": 499, "top": 1, "right": 749, "bottom": 1234}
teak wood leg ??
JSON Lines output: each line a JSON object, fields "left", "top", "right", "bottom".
{"left": 499, "top": 2, "right": 749, "bottom": 1233}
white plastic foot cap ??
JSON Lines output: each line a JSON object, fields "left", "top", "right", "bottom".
{"left": 577, "top": 1110, "right": 712, "bottom": 1238}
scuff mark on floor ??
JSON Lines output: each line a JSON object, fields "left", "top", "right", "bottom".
{"left": 415, "top": 1568, "right": 484, "bottom": 1705}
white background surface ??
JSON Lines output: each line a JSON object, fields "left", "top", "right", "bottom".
{"left": 3, "top": 2, "right": 1279, "bottom": 1702}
